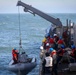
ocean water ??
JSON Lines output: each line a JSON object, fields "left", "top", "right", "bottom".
{"left": 0, "top": 13, "right": 76, "bottom": 75}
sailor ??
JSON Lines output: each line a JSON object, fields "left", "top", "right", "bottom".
{"left": 57, "top": 36, "right": 65, "bottom": 49}
{"left": 42, "top": 33, "right": 50, "bottom": 50}
{"left": 42, "top": 52, "right": 53, "bottom": 74}
{"left": 57, "top": 45, "right": 65, "bottom": 64}
{"left": 70, "top": 45, "right": 76, "bottom": 62}
{"left": 53, "top": 34, "right": 59, "bottom": 50}
{"left": 62, "top": 29, "right": 69, "bottom": 46}
{"left": 42, "top": 34, "right": 48, "bottom": 50}
{"left": 49, "top": 35, "right": 55, "bottom": 48}
{"left": 49, "top": 48, "right": 58, "bottom": 75}
{"left": 12, "top": 48, "right": 18, "bottom": 64}
{"left": 46, "top": 43, "right": 50, "bottom": 51}
{"left": 53, "top": 33, "right": 59, "bottom": 42}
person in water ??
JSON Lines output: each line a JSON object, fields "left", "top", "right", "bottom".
{"left": 12, "top": 48, "right": 18, "bottom": 64}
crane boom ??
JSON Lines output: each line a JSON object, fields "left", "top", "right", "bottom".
{"left": 17, "top": 1, "right": 62, "bottom": 26}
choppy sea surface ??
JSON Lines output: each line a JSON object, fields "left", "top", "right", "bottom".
{"left": 0, "top": 13, "right": 76, "bottom": 75}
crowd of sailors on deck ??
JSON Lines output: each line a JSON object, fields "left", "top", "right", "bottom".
{"left": 40, "top": 32, "right": 76, "bottom": 75}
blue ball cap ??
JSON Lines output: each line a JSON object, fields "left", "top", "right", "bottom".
{"left": 50, "top": 35, "right": 53, "bottom": 38}
{"left": 61, "top": 45, "right": 65, "bottom": 49}
{"left": 14, "top": 48, "right": 16, "bottom": 50}
{"left": 50, "top": 48, "right": 54, "bottom": 52}
{"left": 71, "top": 45, "right": 75, "bottom": 49}
{"left": 60, "top": 36, "right": 62, "bottom": 39}
{"left": 45, "top": 33, "right": 50, "bottom": 38}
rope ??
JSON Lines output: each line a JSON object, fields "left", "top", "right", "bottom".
{"left": 18, "top": 1, "right": 22, "bottom": 75}
{"left": 18, "top": 0, "right": 25, "bottom": 53}
{"left": 18, "top": 3, "right": 22, "bottom": 53}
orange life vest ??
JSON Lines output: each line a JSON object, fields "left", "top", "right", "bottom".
{"left": 51, "top": 50, "right": 56, "bottom": 57}
{"left": 57, "top": 40, "right": 64, "bottom": 44}
{"left": 12, "top": 50, "right": 18, "bottom": 60}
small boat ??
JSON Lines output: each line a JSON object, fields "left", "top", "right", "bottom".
{"left": 8, "top": 1, "right": 39, "bottom": 74}
{"left": 8, "top": 52, "right": 37, "bottom": 75}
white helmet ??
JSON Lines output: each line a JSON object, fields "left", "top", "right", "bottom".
{"left": 40, "top": 46, "right": 43, "bottom": 50}
{"left": 46, "top": 43, "right": 49, "bottom": 46}
{"left": 54, "top": 34, "right": 57, "bottom": 36}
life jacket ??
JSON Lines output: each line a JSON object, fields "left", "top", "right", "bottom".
{"left": 42, "top": 38, "right": 46, "bottom": 43}
{"left": 57, "top": 40, "right": 64, "bottom": 44}
{"left": 46, "top": 43, "right": 50, "bottom": 51}
{"left": 73, "top": 50, "right": 76, "bottom": 59}
{"left": 49, "top": 38, "right": 54, "bottom": 44}
{"left": 43, "top": 39, "right": 49, "bottom": 50}
{"left": 50, "top": 50, "right": 57, "bottom": 64}
{"left": 45, "top": 56, "right": 53, "bottom": 67}
{"left": 12, "top": 50, "right": 18, "bottom": 60}
{"left": 51, "top": 50, "right": 56, "bottom": 57}
{"left": 54, "top": 36, "right": 59, "bottom": 42}
{"left": 71, "top": 49, "right": 75, "bottom": 56}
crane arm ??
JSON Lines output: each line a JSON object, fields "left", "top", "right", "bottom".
{"left": 17, "top": 1, "right": 62, "bottom": 27}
